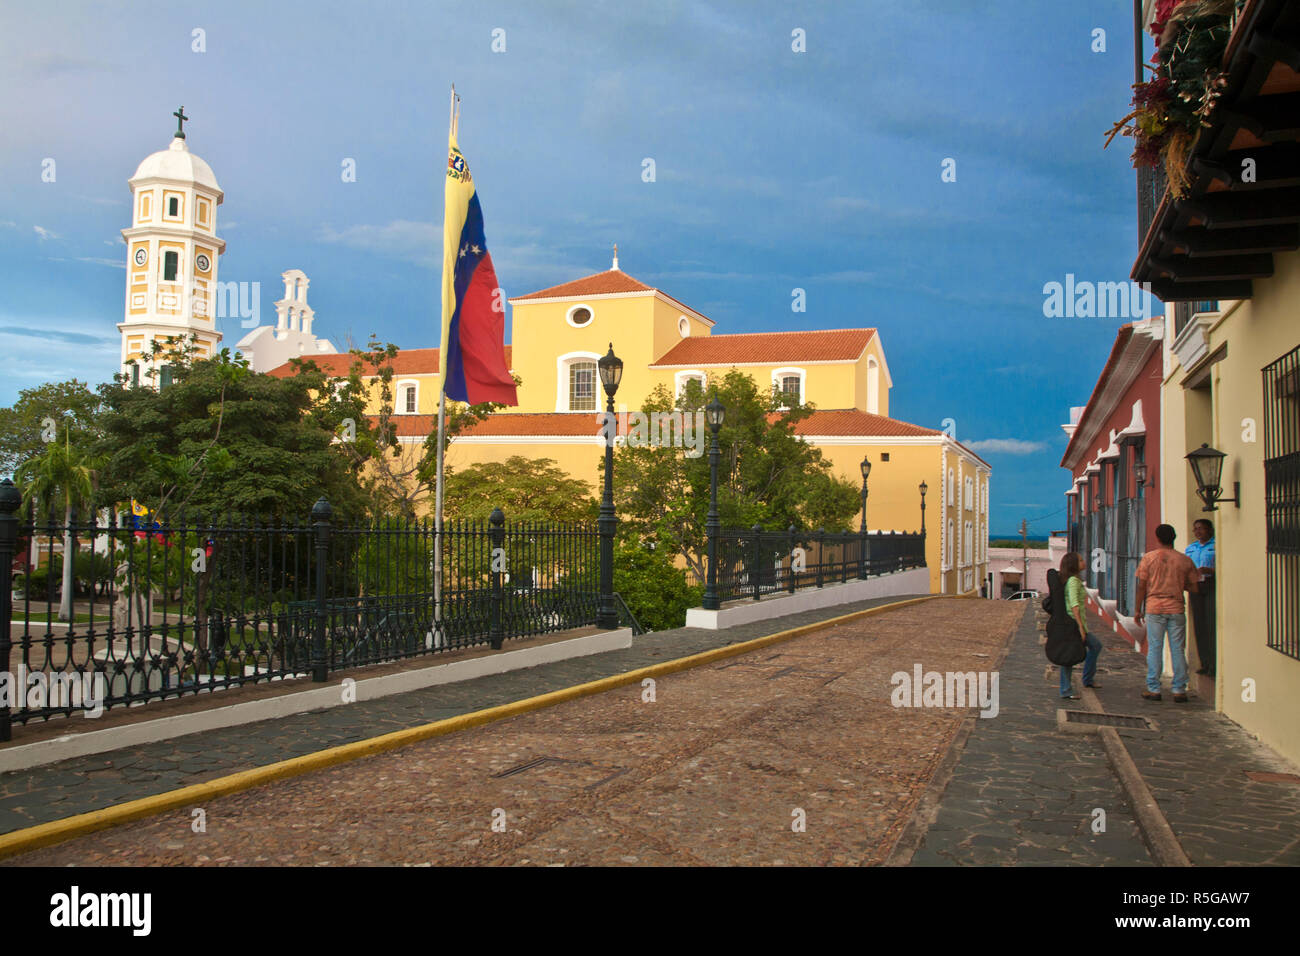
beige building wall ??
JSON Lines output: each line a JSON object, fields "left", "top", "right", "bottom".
{"left": 1160, "top": 248, "right": 1300, "bottom": 765}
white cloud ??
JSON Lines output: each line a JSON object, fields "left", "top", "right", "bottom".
{"left": 33, "top": 226, "right": 60, "bottom": 241}
{"left": 964, "top": 438, "right": 1047, "bottom": 455}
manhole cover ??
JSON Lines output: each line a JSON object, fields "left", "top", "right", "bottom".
{"left": 1245, "top": 771, "right": 1300, "bottom": 785}
{"left": 1057, "top": 709, "right": 1158, "bottom": 734}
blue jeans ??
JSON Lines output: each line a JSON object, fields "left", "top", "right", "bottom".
{"left": 1145, "top": 613, "right": 1188, "bottom": 693}
{"left": 1059, "top": 633, "right": 1102, "bottom": 696}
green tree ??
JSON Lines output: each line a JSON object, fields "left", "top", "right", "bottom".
{"left": 0, "top": 379, "right": 101, "bottom": 477}
{"left": 95, "top": 347, "right": 368, "bottom": 521}
{"left": 612, "top": 539, "right": 701, "bottom": 631}
{"left": 612, "top": 370, "right": 860, "bottom": 578}
{"left": 14, "top": 426, "right": 103, "bottom": 620}
{"left": 443, "top": 456, "right": 597, "bottom": 523}
{"left": 291, "top": 337, "right": 519, "bottom": 520}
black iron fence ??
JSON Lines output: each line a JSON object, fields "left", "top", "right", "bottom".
{"left": 689, "top": 526, "right": 925, "bottom": 604}
{"left": 0, "top": 490, "right": 619, "bottom": 736}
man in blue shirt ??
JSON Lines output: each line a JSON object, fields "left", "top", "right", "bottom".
{"left": 1185, "top": 519, "right": 1216, "bottom": 678}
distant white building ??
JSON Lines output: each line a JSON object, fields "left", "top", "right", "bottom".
{"left": 119, "top": 114, "right": 340, "bottom": 381}
{"left": 235, "top": 269, "right": 337, "bottom": 373}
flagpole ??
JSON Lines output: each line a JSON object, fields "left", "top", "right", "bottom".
{"left": 433, "top": 84, "right": 457, "bottom": 646}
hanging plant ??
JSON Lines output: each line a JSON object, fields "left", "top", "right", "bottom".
{"left": 1106, "top": 0, "right": 1235, "bottom": 198}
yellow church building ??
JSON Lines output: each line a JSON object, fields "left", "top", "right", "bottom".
{"left": 112, "top": 113, "right": 990, "bottom": 598}
{"left": 268, "top": 256, "right": 991, "bottom": 597}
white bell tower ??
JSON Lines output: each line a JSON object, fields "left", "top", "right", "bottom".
{"left": 117, "top": 107, "right": 225, "bottom": 386}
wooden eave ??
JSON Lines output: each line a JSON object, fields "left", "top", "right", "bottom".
{"left": 1133, "top": 0, "right": 1300, "bottom": 302}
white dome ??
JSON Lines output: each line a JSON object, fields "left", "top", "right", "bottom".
{"left": 130, "top": 137, "right": 221, "bottom": 193}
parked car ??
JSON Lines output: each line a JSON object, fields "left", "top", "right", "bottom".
{"left": 1006, "top": 589, "right": 1039, "bottom": 601}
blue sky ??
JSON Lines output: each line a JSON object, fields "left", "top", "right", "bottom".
{"left": 0, "top": 0, "right": 1149, "bottom": 534}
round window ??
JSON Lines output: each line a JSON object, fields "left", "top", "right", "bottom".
{"left": 567, "top": 305, "right": 593, "bottom": 328}
{"left": 678, "top": 316, "right": 690, "bottom": 337}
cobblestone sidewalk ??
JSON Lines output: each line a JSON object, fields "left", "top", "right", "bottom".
{"left": 0, "top": 594, "right": 924, "bottom": 836}
{"left": 907, "top": 604, "right": 1300, "bottom": 866}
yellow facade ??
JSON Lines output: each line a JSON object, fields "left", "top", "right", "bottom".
{"left": 1158, "top": 249, "right": 1300, "bottom": 765}
{"left": 293, "top": 267, "right": 988, "bottom": 597}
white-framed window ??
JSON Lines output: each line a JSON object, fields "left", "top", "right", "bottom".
{"left": 772, "top": 367, "right": 805, "bottom": 406}
{"left": 395, "top": 379, "right": 419, "bottom": 415}
{"left": 565, "top": 303, "right": 594, "bottom": 329}
{"left": 677, "top": 315, "right": 690, "bottom": 338}
{"left": 556, "top": 351, "right": 601, "bottom": 412}
{"left": 947, "top": 468, "right": 955, "bottom": 507}
{"left": 964, "top": 520, "right": 973, "bottom": 566}
{"left": 946, "top": 518, "right": 954, "bottom": 569}
{"left": 964, "top": 476, "right": 974, "bottom": 511}
{"left": 674, "top": 370, "right": 706, "bottom": 397}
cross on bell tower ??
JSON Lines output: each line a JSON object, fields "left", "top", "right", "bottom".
{"left": 173, "top": 105, "right": 189, "bottom": 140}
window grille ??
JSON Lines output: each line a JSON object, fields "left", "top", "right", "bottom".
{"left": 1264, "top": 344, "right": 1300, "bottom": 659}
{"left": 569, "top": 361, "right": 596, "bottom": 412}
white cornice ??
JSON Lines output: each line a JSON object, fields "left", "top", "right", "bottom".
{"left": 1063, "top": 318, "right": 1161, "bottom": 470}
{"left": 651, "top": 358, "right": 861, "bottom": 370}
{"left": 509, "top": 289, "right": 715, "bottom": 327}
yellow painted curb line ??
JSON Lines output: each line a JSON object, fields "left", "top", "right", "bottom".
{"left": 0, "top": 593, "right": 941, "bottom": 861}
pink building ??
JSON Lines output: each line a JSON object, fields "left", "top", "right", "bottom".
{"left": 1060, "top": 317, "right": 1164, "bottom": 648}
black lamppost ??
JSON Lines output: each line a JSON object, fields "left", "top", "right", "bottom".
{"left": 1186, "top": 443, "right": 1240, "bottom": 511}
{"left": 703, "top": 397, "right": 726, "bottom": 610}
{"left": 596, "top": 344, "right": 623, "bottom": 628}
{"left": 858, "top": 455, "right": 871, "bottom": 579}
{"left": 919, "top": 480, "right": 928, "bottom": 535}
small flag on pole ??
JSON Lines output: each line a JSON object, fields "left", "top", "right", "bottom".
{"left": 438, "top": 133, "right": 517, "bottom": 406}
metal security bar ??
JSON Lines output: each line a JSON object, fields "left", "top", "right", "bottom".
{"left": 1263, "top": 344, "right": 1300, "bottom": 659}
{"left": 1137, "top": 163, "right": 1168, "bottom": 252}
{"left": 690, "top": 526, "right": 925, "bottom": 605}
{"left": 0, "top": 495, "right": 604, "bottom": 736}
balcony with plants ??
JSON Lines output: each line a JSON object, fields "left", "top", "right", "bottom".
{"left": 1108, "top": 0, "right": 1300, "bottom": 302}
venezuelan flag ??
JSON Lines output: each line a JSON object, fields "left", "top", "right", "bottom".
{"left": 438, "top": 133, "right": 518, "bottom": 406}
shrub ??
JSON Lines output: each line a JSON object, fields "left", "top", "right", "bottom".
{"left": 612, "top": 540, "right": 701, "bottom": 632}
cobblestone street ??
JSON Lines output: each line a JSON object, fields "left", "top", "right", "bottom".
{"left": 6, "top": 598, "right": 1022, "bottom": 866}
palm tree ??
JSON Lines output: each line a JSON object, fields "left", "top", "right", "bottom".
{"left": 14, "top": 426, "right": 101, "bottom": 621}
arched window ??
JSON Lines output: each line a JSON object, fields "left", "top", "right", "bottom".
{"left": 866, "top": 356, "right": 880, "bottom": 414}
{"left": 772, "top": 367, "right": 805, "bottom": 406}
{"left": 557, "top": 352, "right": 601, "bottom": 412}
{"left": 675, "top": 370, "right": 706, "bottom": 397}
{"left": 395, "top": 379, "right": 419, "bottom": 415}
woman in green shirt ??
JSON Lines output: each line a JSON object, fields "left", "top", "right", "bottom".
{"left": 1059, "top": 551, "right": 1103, "bottom": 699}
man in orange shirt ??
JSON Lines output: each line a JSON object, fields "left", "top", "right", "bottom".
{"left": 1134, "top": 524, "right": 1200, "bottom": 703}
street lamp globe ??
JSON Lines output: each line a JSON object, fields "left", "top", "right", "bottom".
{"left": 705, "top": 397, "right": 725, "bottom": 432}
{"left": 598, "top": 343, "right": 623, "bottom": 398}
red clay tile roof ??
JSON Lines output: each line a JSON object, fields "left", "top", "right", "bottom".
{"left": 651, "top": 329, "right": 874, "bottom": 366}
{"left": 511, "top": 269, "right": 654, "bottom": 300}
{"left": 380, "top": 407, "right": 945, "bottom": 442}
{"left": 790, "top": 409, "right": 940, "bottom": 438}
{"left": 267, "top": 347, "right": 510, "bottom": 379}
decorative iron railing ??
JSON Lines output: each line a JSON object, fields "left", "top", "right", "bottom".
{"left": 688, "top": 526, "right": 925, "bottom": 605}
{"left": 0, "top": 496, "right": 606, "bottom": 735}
